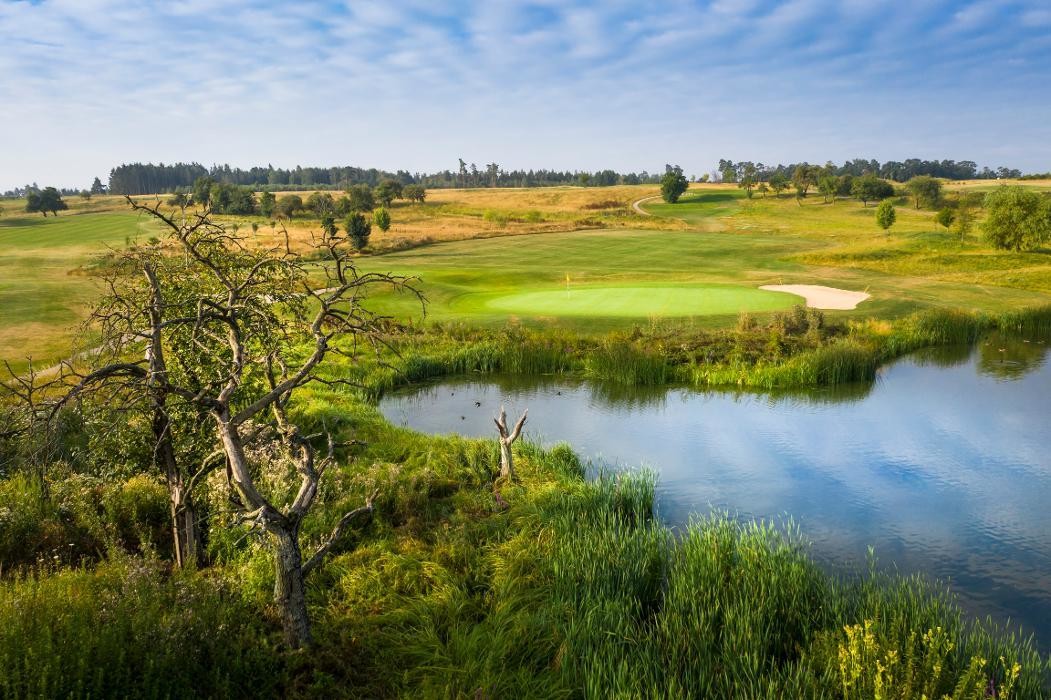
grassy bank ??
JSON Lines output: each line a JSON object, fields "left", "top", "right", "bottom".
{"left": 347, "top": 304, "right": 1051, "bottom": 400}
{"left": 1, "top": 418, "right": 1046, "bottom": 697}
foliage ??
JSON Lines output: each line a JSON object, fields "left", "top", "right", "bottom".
{"left": 737, "top": 163, "right": 758, "bottom": 198}
{"left": 25, "top": 187, "right": 67, "bottom": 217}
{"left": 373, "top": 207, "right": 391, "bottom": 232}
{"left": 346, "top": 212, "right": 372, "bottom": 250}
{"left": 660, "top": 169, "right": 688, "bottom": 203}
{"left": 403, "top": 184, "right": 426, "bottom": 203}
{"left": 375, "top": 179, "right": 403, "bottom": 207}
{"left": 951, "top": 206, "right": 974, "bottom": 239}
{"left": 851, "top": 173, "right": 895, "bottom": 205}
{"left": 275, "top": 194, "right": 304, "bottom": 220}
{"left": 207, "top": 182, "right": 257, "bottom": 214}
{"left": 818, "top": 174, "right": 838, "bottom": 203}
{"left": 344, "top": 183, "right": 375, "bottom": 212}
{"left": 306, "top": 191, "right": 336, "bottom": 218}
{"left": 792, "top": 164, "right": 819, "bottom": 197}
{"left": 906, "top": 175, "right": 943, "bottom": 209}
{"left": 982, "top": 185, "right": 1051, "bottom": 251}
{"left": 936, "top": 207, "right": 956, "bottom": 231}
{"left": 191, "top": 176, "right": 214, "bottom": 206}
{"left": 259, "top": 190, "right": 276, "bottom": 218}
{"left": 876, "top": 200, "right": 897, "bottom": 232}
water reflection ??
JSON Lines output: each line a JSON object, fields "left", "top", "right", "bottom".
{"left": 381, "top": 338, "right": 1051, "bottom": 647}
{"left": 976, "top": 331, "right": 1048, "bottom": 380}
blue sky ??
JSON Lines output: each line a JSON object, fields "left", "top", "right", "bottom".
{"left": 2, "top": 0, "right": 1050, "bottom": 190}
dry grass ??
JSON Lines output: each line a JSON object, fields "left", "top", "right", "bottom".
{"left": 213, "top": 185, "right": 678, "bottom": 253}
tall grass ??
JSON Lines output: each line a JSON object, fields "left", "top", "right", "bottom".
{"left": 2, "top": 422, "right": 1048, "bottom": 697}
{"left": 583, "top": 338, "right": 670, "bottom": 385}
{"left": 694, "top": 304, "right": 1051, "bottom": 390}
{"left": 356, "top": 305, "right": 1051, "bottom": 401}
{"left": 0, "top": 560, "right": 280, "bottom": 699}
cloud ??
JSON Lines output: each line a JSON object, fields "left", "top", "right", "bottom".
{"left": 1, "top": 0, "right": 1050, "bottom": 188}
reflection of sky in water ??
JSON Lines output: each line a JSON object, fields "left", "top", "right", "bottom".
{"left": 380, "top": 340, "right": 1051, "bottom": 646}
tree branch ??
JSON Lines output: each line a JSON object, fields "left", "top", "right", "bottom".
{"left": 302, "top": 488, "right": 379, "bottom": 577}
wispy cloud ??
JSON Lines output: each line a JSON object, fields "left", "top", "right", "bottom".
{"left": 1, "top": 0, "right": 1049, "bottom": 188}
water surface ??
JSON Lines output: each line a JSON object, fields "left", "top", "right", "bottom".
{"left": 380, "top": 334, "right": 1051, "bottom": 644}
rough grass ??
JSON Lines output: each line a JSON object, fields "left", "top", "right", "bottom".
{"left": 211, "top": 184, "right": 676, "bottom": 255}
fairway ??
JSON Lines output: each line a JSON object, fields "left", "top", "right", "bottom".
{"left": 485, "top": 284, "right": 798, "bottom": 317}
{"left": 0, "top": 209, "right": 162, "bottom": 370}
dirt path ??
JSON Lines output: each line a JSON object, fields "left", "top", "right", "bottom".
{"left": 631, "top": 195, "right": 662, "bottom": 215}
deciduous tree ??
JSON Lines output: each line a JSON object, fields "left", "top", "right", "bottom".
{"left": 403, "top": 184, "right": 426, "bottom": 203}
{"left": 850, "top": 174, "right": 894, "bottom": 206}
{"left": 375, "top": 179, "right": 403, "bottom": 207}
{"left": 25, "top": 187, "right": 68, "bottom": 216}
{"left": 818, "top": 176, "right": 838, "bottom": 204}
{"left": 47, "top": 199, "right": 418, "bottom": 647}
{"left": 274, "top": 194, "right": 303, "bottom": 220}
{"left": 737, "top": 163, "right": 757, "bottom": 198}
{"left": 875, "top": 200, "right": 896, "bottom": 233}
{"left": 345, "top": 184, "right": 375, "bottom": 212}
{"left": 792, "top": 164, "right": 818, "bottom": 198}
{"left": 982, "top": 185, "right": 1051, "bottom": 251}
{"left": 906, "top": 176, "right": 942, "bottom": 209}
{"left": 769, "top": 173, "right": 789, "bottom": 197}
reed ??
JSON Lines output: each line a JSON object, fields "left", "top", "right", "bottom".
{"left": 583, "top": 338, "right": 671, "bottom": 385}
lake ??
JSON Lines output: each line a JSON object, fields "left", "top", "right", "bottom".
{"left": 380, "top": 333, "right": 1051, "bottom": 645}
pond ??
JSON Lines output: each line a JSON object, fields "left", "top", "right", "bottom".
{"left": 380, "top": 333, "right": 1051, "bottom": 646}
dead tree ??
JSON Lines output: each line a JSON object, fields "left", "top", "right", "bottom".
{"left": 48, "top": 197, "right": 420, "bottom": 647}
{"left": 493, "top": 406, "right": 527, "bottom": 480}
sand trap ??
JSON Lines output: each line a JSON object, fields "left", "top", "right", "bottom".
{"left": 759, "top": 284, "right": 870, "bottom": 310}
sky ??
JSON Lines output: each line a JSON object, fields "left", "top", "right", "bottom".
{"left": 2, "top": 0, "right": 1051, "bottom": 190}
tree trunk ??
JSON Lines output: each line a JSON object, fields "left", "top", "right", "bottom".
{"left": 499, "top": 439, "right": 515, "bottom": 480}
{"left": 169, "top": 480, "right": 199, "bottom": 568}
{"left": 153, "top": 406, "right": 201, "bottom": 567}
{"left": 493, "top": 407, "right": 527, "bottom": 481}
{"left": 272, "top": 523, "right": 312, "bottom": 648}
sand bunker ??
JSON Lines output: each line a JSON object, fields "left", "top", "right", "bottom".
{"left": 759, "top": 284, "right": 870, "bottom": 310}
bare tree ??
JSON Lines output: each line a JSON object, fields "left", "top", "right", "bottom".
{"left": 493, "top": 406, "right": 527, "bottom": 480}
{"left": 47, "top": 198, "right": 420, "bottom": 647}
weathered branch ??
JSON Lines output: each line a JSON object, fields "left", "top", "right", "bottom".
{"left": 494, "top": 406, "right": 528, "bottom": 480}
{"left": 302, "top": 488, "right": 379, "bottom": 577}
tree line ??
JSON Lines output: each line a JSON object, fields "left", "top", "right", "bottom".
{"left": 104, "top": 161, "right": 670, "bottom": 195}
{"left": 717, "top": 158, "right": 1022, "bottom": 184}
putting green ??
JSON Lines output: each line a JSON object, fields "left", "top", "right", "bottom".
{"left": 484, "top": 284, "right": 800, "bottom": 318}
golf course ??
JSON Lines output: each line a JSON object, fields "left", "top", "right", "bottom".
{"left": 3, "top": 177, "right": 1051, "bottom": 698}
{"left": 351, "top": 183, "right": 1051, "bottom": 331}
{"left": 8, "top": 3, "right": 1051, "bottom": 696}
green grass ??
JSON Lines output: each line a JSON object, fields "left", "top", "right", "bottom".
{"left": 642, "top": 190, "right": 745, "bottom": 223}
{"left": 348, "top": 185, "right": 1051, "bottom": 332}
{"left": 0, "top": 210, "right": 161, "bottom": 370}
{"left": 484, "top": 283, "right": 799, "bottom": 317}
